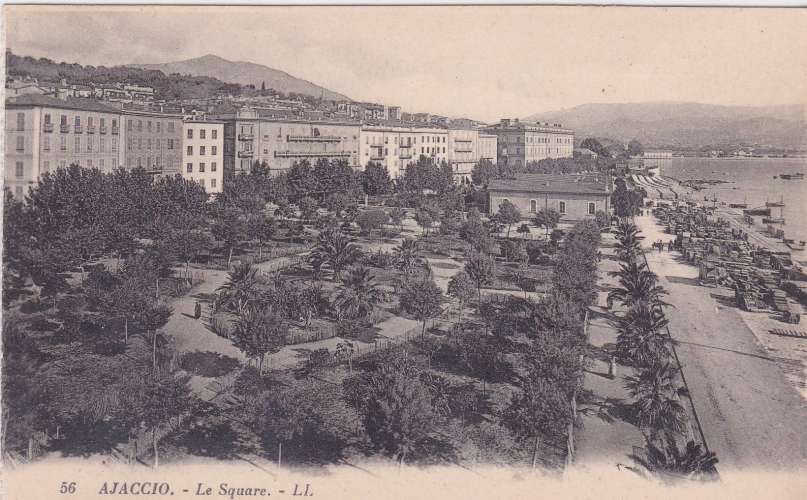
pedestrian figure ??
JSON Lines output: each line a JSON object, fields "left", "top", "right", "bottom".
{"left": 608, "top": 356, "right": 617, "bottom": 379}
{"left": 194, "top": 301, "right": 202, "bottom": 320}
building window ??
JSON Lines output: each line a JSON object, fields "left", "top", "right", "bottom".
{"left": 211, "top": 178, "right": 217, "bottom": 188}
{"left": 127, "top": 119, "right": 133, "bottom": 131}
{"left": 87, "top": 138, "right": 93, "bottom": 151}
{"left": 200, "top": 129, "right": 206, "bottom": 139}
{"left": 43, "top": 136, "right": 50, "bottom": 151}
{"left": 138, "top": 138, "right": 143, "bottom": 150}
{"left": 60, "top": 136, "right": 67, "bottom": 151}
{"left": 74, "top": 116, "right": 81, "bottom": 128}
{"left": 15, "top": 161, "right": 24, "bottom": 178}
{"left": 211, "top": 146, "right": 217, "bottom": 155}
{"left": 168, "top": 139, "right": 174, "bottom": 149}
{"left": 212, "top": 129, "right": 217, "bottom": 139}
{"left": 168, "top": 122, "right": 174, "bottom": 132}
{"left": 44, "top": 113, "right": 52, "bottom": 125}
{"left": 559, "top": 201, "right": 567, "bottom": 214}
{"left": 211, "top": 162, "right": 217, "bottom": 172}
{"left": 112, "top": 137, "right": 118, "bottom": 151}
{"left": 17, "top": 112, "right": 25, "bottom": 131}
{"left": 200, "top": 146, "right": 206, "bottom": 155}
{"left": 199, "top": 163, "right": 206, "bottom": 173}
{"left": 187, "top": 146, "right": 193, "bottom": 156}
{"left": 137, "top": 120, "right": 142, "bottom": 132}
{"left": 530, "top": 200, "right": 537, "bottom": 213}
{"left": 187, "top": 129, "right": 193, "bottom": 139}
{"left": 199, "top": 179, "right": 205, "bottom": 187}
{"left": 16, "top": 136, "right": 24, "bottom": 152}
{"left": 147, "top": 138, "right": 152, "bottom": 150}
{"left": 186, "top": 163, "right": 193, "bottom": 173}
{"left": 74, "top": 137, "right": 81, "bottom": 153}
{"left": 588, "top": 202, "right": 596, "bottom": 215}
{"left": 156, "top": 122, "right": 161, "bottom": 133}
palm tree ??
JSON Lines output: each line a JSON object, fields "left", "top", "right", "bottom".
{"left": 614, "top": 218, "right": 643, "bottom": 261}
{"left": 308, "top": 227, "right": 362, "bottom": 282}
{"left": 608, "top": 260, "right": 669, "bottom": 312}
{"left": 628, "top": 434, "right": 718, "bottom": 482}
{"left": 216, "top": 262, "right": 260, "bottom": 316}
{"left": 394, "top": 238, "right": 424, "bottom": 278}
{"left": 625, "top": 361, "right": 687, "bottom": 438}
{"left": 333, "top": 265, "right": 387, "bottom": 324}
{"left": 615, "top": 305, "right": 672, "bottom": 366}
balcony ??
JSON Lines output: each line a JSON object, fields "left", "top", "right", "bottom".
{"left": 238, "top": 133, "right": 254, "bottom": 141}
{"left": 287, "top": 135, "right": 342, "bottom": 143}
{"left": 399, "top": 153, "right": 412, "bottom": 160}
{"left": 60, "top": 124, "right": 71, "bottom": 133}
{"left": 87, "top": 126, "right": 96, "bottom": 134}
{"left": 43, "top": 123, "right": 54, "bottom": 133}
{"left": 454, "top": 138, "right": 473, "bottom": 143}
{"left": 399, "top": 143, "right": 412, "bottom": 148}
{"left": 237, "top": 150, "right": 254, "bottom": 158}
{"left": 99, "top": 125, "right": 108, "bottom": 134}
{"left": 455, "top": 148, "right": 473, "bottom": 153}
{"left": 274, "top": 150, "right": 352, "bottom": 159}
{"left": 111, "top": 126, "right": 119, "bottom": 135}
{"left": 74, "top": 125, "right": 83, "bottom": 134}
{"left": 370, "top": 155, "right": 385, "bottom": 161}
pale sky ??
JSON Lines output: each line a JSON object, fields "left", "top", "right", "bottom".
{"left": 5, "top": 5, "right": 807, "bottom": 122}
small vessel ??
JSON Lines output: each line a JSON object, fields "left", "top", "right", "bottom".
{"left": 766, "top": 198, "right": 785, "bottom": 208}
{"left": 784, "top": 239, "right": 806, "bottom": 251}
{"left": 744, "top": 206, "right": 771, "bottom": 216}
{"left": 779, "top": 173, "right": 804, "bottom": 180}
{"left": 762, "top": 217, "right": 786, "bottom": 225}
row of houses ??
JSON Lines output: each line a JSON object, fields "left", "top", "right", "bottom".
{"left": 5, "top": 95, "right": 576, "bottom": 198}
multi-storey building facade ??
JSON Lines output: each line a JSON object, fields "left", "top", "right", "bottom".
{"left": 484, "top": 119, "right": 574, "bottom": 169}
{"left": 358, "top": 123, "right": 442, "bottom": 179}
{"left": 182, "top": 120, "right": 225, "bottom": 194}
{"left": 479, "top": 133, "right": 498, "bottom": 165}
{"left": 215, "top": 108, "right": 361, "bottom": 175}
{"left": 4, "top": 95, "right": 122, "bottom": 198}
{"left": 447, "top": 127, "right": 480, "bottom": 183}
{"left": 119, "top": 108, "right": 183, "bottom": 174}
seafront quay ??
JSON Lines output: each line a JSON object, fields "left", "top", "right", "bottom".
{"left": 635, "top": 212, "right": 807, "bottom": 471}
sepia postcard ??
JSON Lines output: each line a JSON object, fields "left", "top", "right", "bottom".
{"left": 1, "top": 4, "right": 806, "bottom": 500}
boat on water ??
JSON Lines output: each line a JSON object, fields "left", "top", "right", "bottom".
{"left": 744, "top": 206, "right": 771, "bottom": 216}
{"left": 784, "top": 239, "right": 806, "bottom": 251}
{"left": 766, "top": 198, "right": 785, "bottom": 208}
{"left": 780, "top": 173, "right": 804, "bottom": 180}
{"left": 762, "top": 217, "right": 786, "bottom": 224}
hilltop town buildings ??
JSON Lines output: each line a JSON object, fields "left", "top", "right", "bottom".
{"left": 488, "top": 173, "right": 611, "bottom": 222}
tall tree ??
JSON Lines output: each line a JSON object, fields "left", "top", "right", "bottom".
{"left": 399, "top": 278, "right": 444, "bottom": 338}
{"left": 333, "top": 265, "right": 387, "bottom": 324}
{"left": 464, "top": 252, "right": 495, "bottom": 311}
{"left": 495, "top": 200, "right": 522, "bottom": 238}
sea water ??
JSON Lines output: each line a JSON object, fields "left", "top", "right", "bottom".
{"left": 663, "top": 157, "right": 807, "bottom": 241}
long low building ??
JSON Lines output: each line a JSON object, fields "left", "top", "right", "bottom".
{"left": 483, "top": 118, "right": 574, "bottom": 168}
{"left": 488, "top": 173, "right": 612, "bottom": 221}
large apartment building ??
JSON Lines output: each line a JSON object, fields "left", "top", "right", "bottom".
{"left": 5, "top": 95, "right": 122, "bottom": 198}
{"left": 484, "top": 118, "right": 574, "bottom": 169}
{"left": 359, "top": 123, "right": 448, "bottom": 179}
{"left": 182, "top": 120, "right": 225, "bottom": 194}
{"left": 120, "top": 107, "right": 183, "bottom": 174}
{"left": 214, "top": 107, "right": 361, "bottom": 175}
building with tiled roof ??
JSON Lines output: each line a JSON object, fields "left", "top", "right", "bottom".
{"left": 488, "top": 173, "right": 612, "bottom": 221}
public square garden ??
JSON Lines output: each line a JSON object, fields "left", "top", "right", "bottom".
{"left": 2, "top": 156, "right": 604, "bottom": 471}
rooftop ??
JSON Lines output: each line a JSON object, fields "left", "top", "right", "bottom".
{"left": 488, "top": 173, "right": 611, "bottom": 195}
{"left": 6, "top": 94, "right": 120, "bottom": 114}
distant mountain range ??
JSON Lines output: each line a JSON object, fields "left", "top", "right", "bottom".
{"left": 131, "top": 54, "right": 350, "bottom": 102}
{"left": 525, "top": 102, "right": 807, "bottom": 150}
